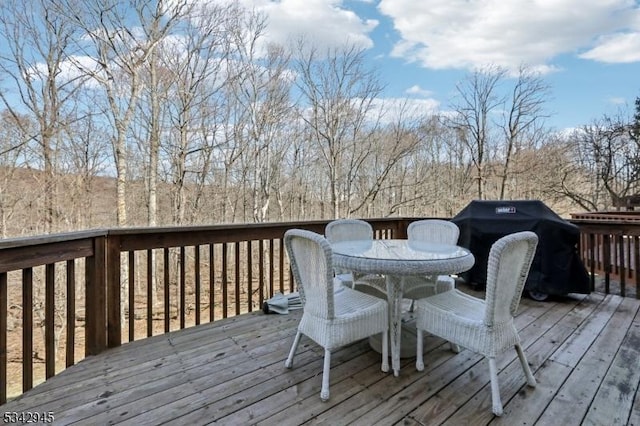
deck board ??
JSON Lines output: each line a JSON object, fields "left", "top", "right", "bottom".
{"left": 583, "top": 305, "right": 640, "bottom": 426}
{"left": 3, "top": 285, "right": 640, "bottom": 426}
{"left": 539, "top": 295, "right": 635, "bottom": 426}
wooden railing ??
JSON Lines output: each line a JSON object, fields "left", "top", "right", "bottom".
{"left": 0, "top": 218, "right": 411, "bottom": 404}
{"left": 0, "top": 230, "right": 107, "bottom": 405}
{"left": 571, "top": 212, "right": 640, "bottom": 299}
{"left": 3, "top": 213, "right": 639, "bottom": 405}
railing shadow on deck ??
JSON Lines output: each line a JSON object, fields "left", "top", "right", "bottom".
{"left": 1, "top": 213, "right": 638, "bottom": 405}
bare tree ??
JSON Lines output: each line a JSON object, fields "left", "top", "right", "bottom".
{"left": 59, "top": 110, "right": 111, "bottom": 229}
{"left": 348, "top": 100, "right": 427, "bottom": 216}
{"left": 541, "top": 104, "right": 640, "bottom": 213}
{"left": 279, "top": 118, "right": 319, "bottom": 220}
{"left": 633, "top": 96, "right": 640, "bottom": 141}
{"left": 498, "top": 65, "right": 550, "bottom": 199}
{"left": 226, "top": 16, "right": 293, "bottom": 222}
{"left": 447, "top": 65, "right": 506, "bottom": 200}
{"left": 0, "top": 0, "right": 87, "bottom": 233}
{"left": 516, "top": 135, "right": 596, "bottom": 211}
{"left": 583, "top": 113, "right": 640, "bottom": 207}
{"left": 437, "top": 119, "right": 476, "bottom": 215}
{"left": 60, "top": 0, "right": 190, "bottom": 226}
{"left": 0, "top": 111, "right": 36, "bottom": 237}
{"left": 163, "top": 2, "right": 235, "bottom": 225}
{"left": 295, "top": 42, "right": 384, "bottom": 218}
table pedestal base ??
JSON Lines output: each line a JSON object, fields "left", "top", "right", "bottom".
{"left": 369, "top": 319, "right": 421, "bottom": 358}
{"left": 369, "top": 304, "right": 422, "bottom": 359}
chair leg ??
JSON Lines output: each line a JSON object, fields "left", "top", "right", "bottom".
{"left": 284, "top": 330, "right": 301, "bottom": 368}
{"left": 488, "top": 357, "right": 503, "bottom": 416}
{"left": 515, "top": 343, "right": 537, "bottom": 387}
{"left": 381, "top": 330, "right": 389, "bottom": 372}
{"left": 416, "top": 328, "right": 424, "bottom": 371}
{"left": 320, "top": 349, "right": 331, "bottom": 401}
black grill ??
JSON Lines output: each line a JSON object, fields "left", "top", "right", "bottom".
{"left": 451, "top": 200, "right": 590, "bottom": 297}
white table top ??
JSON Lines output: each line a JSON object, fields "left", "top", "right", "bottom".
{"left": 332, "top": 239, "right": 475, "bottom": 276}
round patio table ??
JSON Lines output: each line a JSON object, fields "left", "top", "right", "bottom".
{"left": 332, "top": 239, "right": 475, "bottom": 376}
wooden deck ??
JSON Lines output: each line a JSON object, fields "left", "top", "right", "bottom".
{"left": 3, "top": 285, "right": 640, "bottom": 425}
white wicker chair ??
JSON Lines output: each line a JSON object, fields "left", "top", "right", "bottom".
{"left": 326, "top": 218, "right": 373, "bottom": 243}
{"left": 284, "top": 229, "right": 389, "bottom": 401}
{"left": 403, "top": 219, "right": 461, "bottom": 301}
{"left": 414, "top": 231, "right": 538, "bottom": 416}
{"left": 325, "top": 219, "right": 386, "bottom": 298}
{"left": 404, "top": 219, "right": 462, "bottom": 353}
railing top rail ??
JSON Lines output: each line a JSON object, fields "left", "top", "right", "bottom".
{"left": 0, "top": 218, "right": 423, "bottom": 252}
{"left": 571, "top": 212, "right": 640, "bottom": 221}
{"left": 5, "top": 215, "right": 640, "bottom": 250}
{"left": 0, "top": 229, "right": 109, "bottom": 250}
{"left": 106, "top": 217, "right": 420, "bottom": 236}
{"left": 569, "top": 218, "right": 640, "bottom": 237}
{"left": 106, "top": 220, "right": 330, "bottom": 236}
{"left": 572, "top": 210, "right": 640, "bottom": 215}
{"left": 570, "top": 218, "right": 640, "bottom": 225}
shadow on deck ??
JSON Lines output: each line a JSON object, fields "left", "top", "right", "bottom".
{"left": 3, "top": 284, "right": 640, "bottom": 425}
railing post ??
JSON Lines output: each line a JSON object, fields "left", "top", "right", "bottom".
{"left": 0, "top": 272, "right": 7, "bottom": 404}
{"left": 45, "top": 263, "right": 55, "bottom": 379}
{"left": 396, "top": 219, "right": 409, "bottom": 239}
{"left": 603, "top": 233, "right": 611, "bottom": 294}
{"left": 106, "top": 235, "right": 122, "bottom": 348}
{"left": 618, "top": 234, "right": 626, "bottom": 297}
{"left": 86, "top": 235, "right": 107, "bottom": 355}
{"left": 635, "top": 236, "right": 640, "bottom": 299}
{"left": 589, "top": 232, "right": 596, "bottom": 292}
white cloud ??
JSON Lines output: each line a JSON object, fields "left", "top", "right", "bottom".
{"left": 378, "top": 0, "right": 640, "bottom": 73}
{"left": 226, "top": 0, "right": 378, "bottom": 52}
{"left": 405, "top": 85, "right": 432, "bottom": 97}
{"left": 608, "top": 96, "right": 628, "bottom": 105}
{"left": 372, "top": 97, "right": 440, "bottom": 125}
{"left": 580, "top": 32, "right": 640, "bottom": 63}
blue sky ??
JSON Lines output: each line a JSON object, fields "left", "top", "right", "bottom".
{"left": 228, "top": 0, "right": 640, "bottom": 131}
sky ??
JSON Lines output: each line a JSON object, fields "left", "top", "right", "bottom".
{"left": 227, "top": 0, "right": 640, "bottom": 131}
